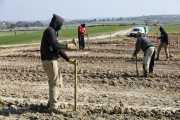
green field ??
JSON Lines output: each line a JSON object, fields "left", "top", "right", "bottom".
{"left": 59, "top": 26, "right": 133, "bottom": 38}
{"left": 1, "top": 25, "right": 179, "bottom": 46}
{"left": 0, "top": 26, "right": 133, "bottom": 45}
{"left": 0, "top": 31, "right": 43, "bottom": 45}
{"left": 0, "top": 31, "right": 38, "bottom": 36}
{"left": 149, "top": 26, "right": 180, "bottom": 35}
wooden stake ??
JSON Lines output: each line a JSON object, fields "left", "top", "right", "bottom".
{"left": 136, "top": 55, "right": 139, "bottom": 77}
{"left": 178, "top": 36, "right": 179, "bottom": 49}
{"left": 110, "top": 33, "right": 111, "bottom": 41}
{"left": 74, "top": 60, "right": 77, "bottom": 111}
{"left": 88, "top": 36, "right": 89, "bottom": 49}
{"left": 169, "top": 36, "right": 171, "bottom": 54}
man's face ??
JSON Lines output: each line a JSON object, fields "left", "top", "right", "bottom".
{"left": 58, "top": 26, "right": 62, "bottom": 30}
{"left": 82, "top": 24, "right": 85, "bottom": 28}
{"left": 160, "top": 30, "right": 163, "bottom": 33}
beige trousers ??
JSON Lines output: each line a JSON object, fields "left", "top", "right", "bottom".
{"left": 42, "top": 60, "right": 62, "bottom": 109}
{"left": 157, "top": 42, "right": 169, "bottom": 59}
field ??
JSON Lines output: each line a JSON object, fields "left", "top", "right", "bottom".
{"left": 149, "top": 26, "right": 180, "bottom": 35}
{"left": 1, "top": 25, "right": 180, "bottom": 46}
{"left": 0, "top": 26, "right": 132, "bottom": 45}
{"left": 0, "top": 28, "right": 180, "bottom": 119}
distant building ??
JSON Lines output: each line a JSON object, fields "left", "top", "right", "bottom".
{"left": 0, "top": 22, "right": 5, "bottom": 25}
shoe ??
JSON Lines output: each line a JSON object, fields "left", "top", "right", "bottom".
{"left": 164, "top": 59, "right": 169, "bottom": 61}
{"left": 149, "top": 71, "right": 154, "bottom": 77}
{"left": 47, "top": 103, "right": 50, "bottom": 108}
{"left": 155, "top": 58, "right": 159, "bottom": 60}
{"left": 144, "top": 71, "right": 149, "bottom": 78}
{"left": 149, "top": 74, "right": 154, "bottom": 78}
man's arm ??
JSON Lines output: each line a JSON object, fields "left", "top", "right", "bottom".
{"left": 164, "top": 32, "right": 169, "bottom": 45}
{"left": 157, "top": 33, "right": 162, "bottom": 39}
{"left": 45, "top": 28, "right": 67, "bottom": 49}
{"left": 133, "top": 39, "right": 141, "bottom": 55}
{"left": 59, "top": 49, "right": 76, "bottom": 65}
{"left": 84, "top": 29, "right": 88, "bottom": 36}
{"left": 59, "top": 49, "right": 70, "bottom": 62}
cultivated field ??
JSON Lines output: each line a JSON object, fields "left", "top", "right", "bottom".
{"left": 0, "top": 34, "right": 180, "bottom": 119}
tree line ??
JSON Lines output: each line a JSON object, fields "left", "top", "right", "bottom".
{"left": 8, "top": 21, "right": 45, "bottom": 29}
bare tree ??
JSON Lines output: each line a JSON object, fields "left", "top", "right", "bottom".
{"left": 144, "top": 18, "right": 149, "bottom": 26}
{"left": 10, "top": 24, "right": 16, "bottom": 29}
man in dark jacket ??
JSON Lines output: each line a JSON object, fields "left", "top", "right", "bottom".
{"left": 156, "top": 26, "right": 169, "bottom": 60}
{"left": 40, "top": 14, "right": 75, "bottom": 112}
{"left": 132, "top": 32, "right": 155, "bottom": 78}
{"left": 78, "top": 24, "right": 88, "bottom": 50}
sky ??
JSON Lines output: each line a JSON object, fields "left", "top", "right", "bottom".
{"left": 0, "top": 0, "right": 180, "bottom": 21}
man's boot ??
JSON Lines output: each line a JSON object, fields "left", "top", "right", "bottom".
{"left": 144, "top": 70, "right": 149, "bottom": 78}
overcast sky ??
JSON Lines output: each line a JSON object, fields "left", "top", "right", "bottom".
{"left": 0, "top": 0, "right": 180, "bottom": 21}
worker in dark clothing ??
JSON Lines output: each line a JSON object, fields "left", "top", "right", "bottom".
{"left": 40, "top": 14, "right": 75, "bottom": 113}
{"left": 132, "top": 32, "right": 155, "bottom": 78}
{"left": 78, "top": 24, "right": 88, "bottom": 50}
{"left": 156, "top": 26, "right": 169, "bottom": 60}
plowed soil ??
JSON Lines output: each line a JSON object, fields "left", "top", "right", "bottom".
{"left": 0, "top": 35, "right": 180, "bottom": 120}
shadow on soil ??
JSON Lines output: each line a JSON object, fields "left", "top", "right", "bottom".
{"left": 0, "top": 105, "right": 50, "bottom": 119}
{"left": 89, "top": 73, "right": 143, "bottom": 79}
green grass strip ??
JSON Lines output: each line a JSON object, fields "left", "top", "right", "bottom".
{"left": 149, "top": 26, "right": 180, "bottom": 35}
{"left": 0, "top": 32, "right": 43, "bottom": 45}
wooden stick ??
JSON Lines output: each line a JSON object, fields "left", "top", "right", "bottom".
{"left": 110, "top": 33, "right": 111, "bottom": 41}
{"left": 86, "top": 26, "right": 89, "bottom": 50}
{"left": 88, "top": 35, "right": 89, "bottom": 49}
{"left": 74, "top": 60, "right": 77, "bottom": 111}
{"left": 136, "top": 55, "right": 139, "bottom": 77}
{"left": 169, "top": 36, "right": 171, "bottom": 54}
{"left": 178, "top": 36, "right": 179, "bottom": 49}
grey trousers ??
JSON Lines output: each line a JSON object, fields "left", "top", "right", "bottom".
{"left": 42, "top": 60, "right": 63, "bottom": 109}
{"left": 143, "top": 48, "right": 155, "bottom": 77}
{"left": 157, "top": 42, "right": 169, "bottom": 59}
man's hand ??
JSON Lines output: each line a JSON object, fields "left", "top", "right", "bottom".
{"left": 67, "top": 44, "right": 73, "bottom": 49}
{"left": 166, "top": 45, "right": 169, "bottom": 48}
{"left": 69, "top": 59, "right": 75, "bottom": 65}
{"left": 85, "top": 33, "right": 88, "bottom": 37}
{"left": 69, "top": 59, "right": 78, "bottom": 65}
{"left": 157, "top": 37, "right": 161, "bottom": 40}
{"left": 132, "top": 54, "right": 136, "bottom": 58}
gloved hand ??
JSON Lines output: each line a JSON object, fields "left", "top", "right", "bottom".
{"left": 69, "top": 59, "right": 76, "bottom": 65}
{"left": 132, "top": 54, "right": 135, "bottom": 58}
{"left": 157, "top": 37, "right": 161, "bottom": 39}
{"left": 67, "top": 44, "right": 73, "bottom": 49}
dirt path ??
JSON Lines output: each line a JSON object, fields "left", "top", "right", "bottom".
{"left": 0, "top": 36, "right": 180, "bottom": 119}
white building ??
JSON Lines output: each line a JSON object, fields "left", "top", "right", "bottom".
{"left": 0, "top": 22, "right": 5, "bottom": 25}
